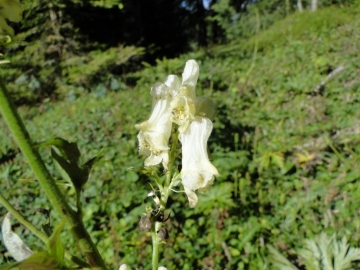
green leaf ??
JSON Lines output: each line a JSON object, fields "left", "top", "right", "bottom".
{"left": 48, "top": 222, "right": 65, "bottom": 268}
{"left": 0, "top": 0, "right": 23, "bottom": 37}
{"left": 36, "top": 138, "right": 81, "bottom": 163}
{"left": 37, "top": 138, "right": 98, "bottom": 189}
{"left": 267, "top": 244, "right": 299, "bottom": 270}
{"left": 51, "top": 147, "right": 86, "bottom": 189}
{"left": 0, "top": 252, "right": 60, "bottom": 270}
{"left": 238, "top": 218, "right": 261, "bottom": 252}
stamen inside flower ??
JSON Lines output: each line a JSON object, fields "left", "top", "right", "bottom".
{"left": 172, "top": 105, "right": 187, "bottom": 120}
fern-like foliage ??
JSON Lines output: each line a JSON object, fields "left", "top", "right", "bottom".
{"left": 267, "top": 244, "right": 299, "bottom": 270}
{"left": 268, "top": 233, "right": 360, "bottom": 270}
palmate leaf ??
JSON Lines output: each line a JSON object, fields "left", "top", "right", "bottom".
{"left": 36, "top": 138, "right": 81, "bottom": 163}
{"left": 298, "top": 233, "right": 360, "bottom": 270}
{"left": 51, "top": 147, "right": 87, "bottom": 189}
{"left": 297, "top": 239, "right": 322, "bottom": 270}
{"left": 36, "top": 138, "right": 103, "bottom": 190}
{"left": 270, "top": 233, "right": 360, "bottom": 270}
{"left": 333, "top": 237, "right": 360, "bottom": 270}
{"left": 267, "top": 244, "right": 299, "bottom": 270}
{"left": 327, "top": 234, "right": 360, "bottom": 270}
{"left": 317, "top": 233, "right": 335, "bottom": 270}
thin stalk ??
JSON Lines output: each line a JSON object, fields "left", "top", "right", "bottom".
{"left": 0, "top": 78, "right": 106, "bottom": 269}
{"left": 151, "top": 222, "right": 160, "bottom": 270}
{"left": 165, "top": 130, "right": 179, "bottom": 188}
{"left": 76, "top": 189, "right": 82, "bottom": 217}
{"left": 151, "top": 130, "right": 180, "bottom": 269}
{"left": 0, "top": 193, "right": 90, "bottom": 268}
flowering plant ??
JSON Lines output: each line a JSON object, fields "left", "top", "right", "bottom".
{"left": 133, "top": 59, "right": 219, "bottom": 269}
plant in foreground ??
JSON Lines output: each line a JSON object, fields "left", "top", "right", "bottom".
{"left": 124, "top": 59, "right": 219, "bottom": 269}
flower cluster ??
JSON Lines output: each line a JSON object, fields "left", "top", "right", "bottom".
{"left": 135, "top": 60, "right": 219, "bottom": 207}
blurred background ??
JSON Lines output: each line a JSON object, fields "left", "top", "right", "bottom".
{"left": 1, "top": 0, "right": 360, "bottom": 269}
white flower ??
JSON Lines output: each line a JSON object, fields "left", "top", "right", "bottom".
{"left": 135, "top": 75, "right": 180, "bottom": 169}
{"left": 119, "top": 264, "right": 127, "bottom": 270}
{"left": 170, "top": 60, "right": 199, "bottom": 133}
{"left": 180, "top": 117, "right": 219, "bottom": 207}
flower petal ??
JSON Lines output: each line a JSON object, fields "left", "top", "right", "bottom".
{"left": 182, "top": 60, "right": 199, "bottom": 92}
{"left": 135, "top": 82, "right": 173, "bottom": 169}
{"left": 164, "top": 75, "right": 180, "bottom": 97}
{"left": 170, "top": 60, "right": 200, "bottom": 133}
{"left": 180, "top": 116, "right": 219, "bottom": 207}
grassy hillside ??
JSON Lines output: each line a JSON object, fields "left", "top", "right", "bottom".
{"left": 1, "top": 6, "right": 360, "bottom": 269}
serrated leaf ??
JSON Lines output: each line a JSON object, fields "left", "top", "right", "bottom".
{"left": 296, "top": 233, "right": 360, "bottom": 270}
{"left": 298, "top": 239, "right": 321, "bottom": 270}
{"left": 48, "top": 222, "right": 65, "bottom": 267}
{"left": 1, "top": 212, "right": 33, "bottom": 261}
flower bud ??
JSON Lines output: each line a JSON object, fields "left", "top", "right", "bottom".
{"left": 139, "top": 215, "right": 152, "bottom": 232}
{"left": 158, "top": 227, "right": 169, "bottom": 241}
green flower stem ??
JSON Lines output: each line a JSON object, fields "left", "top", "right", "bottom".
{"left": 0, "top": 78, "right": 107, "bottom": 269}
{"left": 0, "top": 193, "right": 90, "bottom": 268}
{"left": 151, "top": 130, "right": 180, "bottom": 270}
{"left": 165, "top": 130, "right": 179, "bottom": 188}
{"left": 151, "top": 221, "right": 160, "bottom": 270}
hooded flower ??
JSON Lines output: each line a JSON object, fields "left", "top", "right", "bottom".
{"left": 135, "top": 75, "right": 180, "bottom": 169}
{"left": 170, "top": 60, "right": 199, "bottom": 133}
{"left": 180, "top": 116, "right": 219, "bottom": 207}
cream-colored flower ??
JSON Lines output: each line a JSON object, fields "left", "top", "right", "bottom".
{"left": 180, "top": 116, "right": 219, "bottom": 207}
{"left": 119, "top": 264, "right": 127, "bottom": 270}
{"left": 135, "top": 75, "right": 180, "bottom": 169}
{"left": 170, "top": 60, "right": 199, "bottom": 133}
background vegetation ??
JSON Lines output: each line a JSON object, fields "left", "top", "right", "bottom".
{"left": 1, "top": 0, "right": 360, "bottom": 269}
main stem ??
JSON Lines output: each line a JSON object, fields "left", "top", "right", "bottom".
{"left": 151, "top": 130, "right": 180, "bottom": 270}
{"left": 151, "top": 222, "right": 160, "bottom": 270}
{"left": 0, "top": 78, "right": 106, "bottom": 269}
